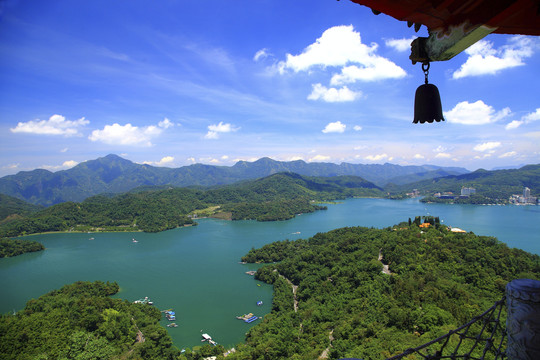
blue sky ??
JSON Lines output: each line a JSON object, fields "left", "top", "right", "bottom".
{"left": 1, "top": 0, "right": 539, "bottom": 177}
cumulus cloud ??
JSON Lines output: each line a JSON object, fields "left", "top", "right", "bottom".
{"left": 62, "top": 160, "right": 78, "bottom": 168}
{"left": 308, "top": 84, "right": 361, "bottom": 102}
{"left": 365, "top": 153, "right": 390, "bottom": 161}
{"left": 278, "top": 25, "right": 406, "bottom": 84}
{"left": 89, "top": 120, "right": 170, "bottom": 146}
{"left": 523, "top": 108, "right": 540, "bottom": 122}
{"left": 204, "top": 121, "right": 239, "bottom": 139}
{"left": 309, "top": 155, "right": 331, "bottom": 162}
{"left": 10, "top": 114, "right": 89, "bottom": 136}
{"left": 509, "top": 108, "right": 540, "bottom": 129}
{"left": 473, "top": 141, "right": 501, "bottom": 153}
{"left": 435, "top": 153, "right": 452, "bottom": 159}
{"left": 40, "top": 160, "right": 79, "bottom": 172}
{"left": 385, "top": 36, "right": 417, "bottom": 52}
{"left": 158, "top": 118, "right": 174, "bottom": 129}
{"left": 413, "top": 154, "right": 425, "bottom": 159}
{"left": 322, "top": 121, "right": 346, "bottom": 133}
{"left": 143, "top": 156, "right": 175, "bottom": 167}
{"left": 505, "top": 120, "right": 523, "bottom": 130}
{"left": 453, "top": 36, "right": 536, "bottom": 79}
{"left": 445, "top": 100, "right": 510, "bottom": 125}
{"left": 353, "top": 125, "right": 363, "bottom": 131}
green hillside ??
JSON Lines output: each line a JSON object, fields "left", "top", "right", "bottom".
{"left": 386, "top": 164, "right": 540, "bottom": 203}
{"left": 0, "top": 193, "right": 43, "bottom": 223}
{"left": 226, "top": 220, "right": 540, "bottom": 360}
{"left": 0, "top": 281, "right": 180, "bottom": 360}
{"left": 0, "top": 173, "right": 383, "bottom": 237}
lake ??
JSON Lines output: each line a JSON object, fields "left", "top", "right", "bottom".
{"left": 1, "top": 198, "right": 539, "bottom": 349}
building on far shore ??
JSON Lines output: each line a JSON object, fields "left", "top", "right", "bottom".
{"left": 460, "top": 187, "right": 476, "bottom": 197}
{"left": 509, "top": 187, "right": 538, "bottom": 205}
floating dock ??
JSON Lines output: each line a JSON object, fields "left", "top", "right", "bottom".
{"left": 133, "top": 297, "right": 153, "bottom": 305}
{"left": 164, "top": 310, "right": 176, "bottom": 321}
{"left": 201, "top": 333, "right": 217, "bottom": 345}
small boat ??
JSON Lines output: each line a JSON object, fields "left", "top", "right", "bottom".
{"left": 167, "top": 323, "right": 178, "bottom": 328}
{"left": 89, "top": 237, "right": 94, "bottom": 240}
{"left": 132, "top": 238, "right": 138, "bottom": 243}
{"left": 257, "top": 301, "right": 263, "bottom": 306}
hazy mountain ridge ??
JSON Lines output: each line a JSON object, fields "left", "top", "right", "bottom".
{"left": 388, "top": 164, "right": 540, "bottom": 200}
{"left": 0, "top": 154, "right": 468, "bottom": 206}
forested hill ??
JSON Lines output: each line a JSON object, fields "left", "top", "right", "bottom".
{"left": 0, "top": 281, "right": 180, "bottom": 360}
{"left": 387, "top": 164, "right": 540, "bottom": 201}
{"left": 0, "top": 172, "right": 383, "bottom": 237}
{"left": 0, "top": 154, "right": 468, "bottom": 206}
{"left": 0, "top": 193, "right": 42, "bottom": 223}
{"left": 229, "top": 219, "right": 540, "bottom": 360}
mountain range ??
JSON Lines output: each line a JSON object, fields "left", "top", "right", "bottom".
{"left": 0, "top": 154, "right": 468, "bottom": 206}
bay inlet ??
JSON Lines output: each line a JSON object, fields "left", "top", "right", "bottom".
{"left": 1, "top": 198, "right": 538, "bottom": 349}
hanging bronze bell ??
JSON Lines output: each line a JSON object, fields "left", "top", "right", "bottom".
{"left": 413, "top": 62, "right": 444, "bottom": 124}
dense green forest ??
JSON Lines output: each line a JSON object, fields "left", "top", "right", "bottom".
{"left": 0, "top": 173, "right": 383, "bottom": 237}
{"left": 0, "top": 281, "right": 180, "bottom": 360}
{"left": 0, "top": 193, "right": 42, "bottom": 223}
{"left": 223, "top": 219, "right": 540, "bottom": 360}
{"left": 386, "top": 164, "right": 540, "bottom": 203}
{"left": 0, "top": 238, "right": 44, "bottom": 258}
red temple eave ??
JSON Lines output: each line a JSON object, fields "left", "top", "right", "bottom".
{"left": 349, "top": 0, "right": 540, "bottom": 62}
{"left": 349, "top": 0, "right": 540, "bottom": 36}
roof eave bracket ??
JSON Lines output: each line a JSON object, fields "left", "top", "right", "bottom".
{"left": 410, "top": 23, "right": 497, "bottom": 64}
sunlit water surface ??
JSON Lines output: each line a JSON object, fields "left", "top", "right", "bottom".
{"left": 1, "top": 198, "right": 538, "bottom": 348}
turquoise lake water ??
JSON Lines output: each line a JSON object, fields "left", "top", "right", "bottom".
{"left": 1, "top": 198, "right": 539, "bottom": 349}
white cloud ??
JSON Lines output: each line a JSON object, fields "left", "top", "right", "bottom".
{"left": 187, "top": 157, "right": 196, "bottom": 163}
{"left": 509, "top": 108, "right": 540, "bottom": 129}
{"left": 385, "top": 37, "right": 417, "bottom": 52}
{"left": 473, "top": 141, "right": 501, "bottom": 153}
{"left": 365, "top": 153, "right": 389, "bottom": 161}
{"left": 445, "top": 100, "right": 510, "bottom": 125}
{"left": 40, "top": 160, "right": 79, "bottom": 172}
{"left": 523, "top": 108, "right": 540, "bottom": 122}
{"left": 434, "top": 145, "right": 447, "bottom": 153}
{"left": 278, "top": 25, "right": 406, "bottom": 84}
{"left": 453, "top": 36, "right": 536, "bottom": 79}
{"left": 435, "top": 153, "right": 452, "bottom": 159}
{"left": 322, "top": 121, "right": 346, "bottom": 133}
{"left": 10, "top": 114, "right": 89, "bottom": 136}
{"left": 308, "top": 84, "right": 361, "bottom": 102}
{"left": 89, "top": 123, "right": 164, "bottom": 146}
{"left": 254, "top": 48, "right": 270, "bottom": 62}
{"left": 62, "top": 160, "right": 78, "bottom": 168}
{"left": 413, "top": 154, "right": 425, "bottom": 159}
{"left": 330, "top": 61, "right": 406, "bottom": 85}
{"left": 143, "top": 156, "right": 175, "bottom": 167}
{"left": 499, "top": 151, "right": 517, "bottom": 158}
{"left": 505, "top": 120, "right": 523, "bottom": 130}
{"left": 309, "top": 155, "right": 331, "bottom": 162}
{"left": 204, "top": 121, "right": 239, "bottom": 139}
{"left": 353, "top": 125, "right": 362, "bottom": 131}
{"left": 158, "top": 118, "right": 174, "bottom": 129}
